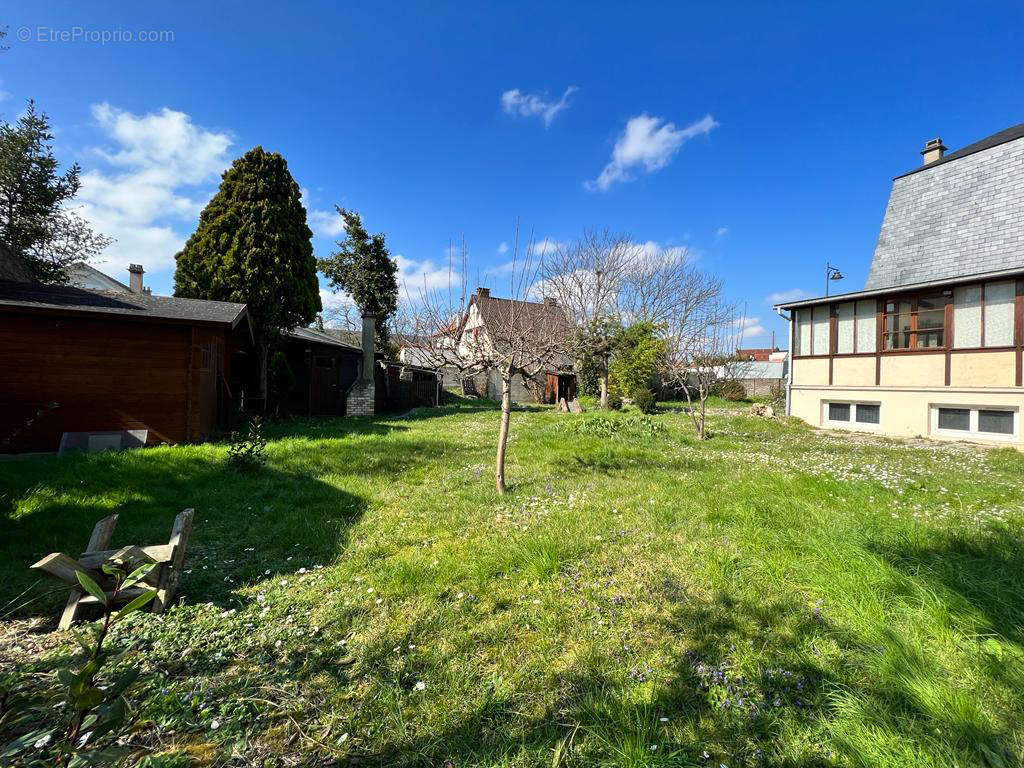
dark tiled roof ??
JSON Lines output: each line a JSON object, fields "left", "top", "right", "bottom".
{"left": 895, "top": 123, "right": 1024, "bottom": 179}
{"left": 474, "top": 294, "right": 575, "bottom": 340}
{"left": 0, "top": 280, "right": 248, "bottom": 327}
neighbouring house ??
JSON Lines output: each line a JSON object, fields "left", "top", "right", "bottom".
{"left": 735, "top": 347, "right": 785, "bottom": 362}
{"left": 0, "top": 278, "right": 256, "bottom": 453}
{"left": 68, "top": 262, "right": 151, "bottom": 294}
{"left": 775, "top": 125, "right": 1024, "bottom": 446}
{"left": 455, "top": 287, "right": 577, "bottom": 404}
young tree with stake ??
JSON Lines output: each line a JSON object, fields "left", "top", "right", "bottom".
{"left": 411, "top": 233, "right": 573, "bottom": 494}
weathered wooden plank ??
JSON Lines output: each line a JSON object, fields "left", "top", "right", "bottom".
{"left": 154, "top": 508, "right": 194, "bottom": 614}
{"left": 58, "top": 514, "right": 120, "bottom": 630}
{"left": 77, "top": 544, "right": 174, "bottom": 569}
{"left": 31, "top": 553, "right": 99, "bottom": 586}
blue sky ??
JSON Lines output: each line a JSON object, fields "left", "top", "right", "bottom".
{"left": 2, "top": 1, "right": 1023, "bottom": 345}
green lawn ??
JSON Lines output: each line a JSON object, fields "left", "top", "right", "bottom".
{"left": 1, "top": 400, "right": 1023, "bottom": 767}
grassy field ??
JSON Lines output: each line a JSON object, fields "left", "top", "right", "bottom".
{"left": 1, "top": 400, "right": 1023, "bottom": 767}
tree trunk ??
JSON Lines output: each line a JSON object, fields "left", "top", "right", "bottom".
{"left": 599, "top": 370, "right": 609, "bottom": 410}
{"left": 258, "top": 344, "right": 269, "bottom": 413}
{"left": 495, "top": 373, "right": 512, "bottom": 494}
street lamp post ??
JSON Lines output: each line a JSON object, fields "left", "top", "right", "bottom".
{"left": 825, "top": 262, "right": 844, "bottom": 297}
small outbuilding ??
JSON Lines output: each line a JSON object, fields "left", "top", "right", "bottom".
{"left": 0, "top": 280, "right": 255, "bottom": 453}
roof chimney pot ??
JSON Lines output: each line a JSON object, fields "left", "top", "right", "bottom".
{"left": 920, "top": 137, "right": 947, "bottom": 165}
{"left": 128, "top": 263, "right": 145, "bottom": 294}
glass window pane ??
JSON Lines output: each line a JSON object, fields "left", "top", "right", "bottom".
{"left": 978, "top": 410, "right": 1014, "bottom": 435}
{"left": 984, "top": 281, "right": 1015, "bottom": 347}
{"left": 811, "top": 305, "right": 830, "bottom": 355}
{"left": 917, "top": 308, "right": 944, "bottom": 330}
{"left": 954, "top": 285, "right": 982, "bottom": 348}
{"left": 937, "top": 408, "right": 970, "bottom": 431}
{"left": 855, "top": 404, "right": 880, "bottom": 424}
{"left": 797, "top": 310, "right": 811, "bottom": 356}
{"left": 836, "top": 302, "right": 854, "bottom": 354}
{"left": 918, "top": 329, "right": 944, "bottom": 348}
{"left": 855, "top": 300, "right": 876, "bottom": 353}
{"left": 828, "top": 402, "right": 850, "bottom": 421}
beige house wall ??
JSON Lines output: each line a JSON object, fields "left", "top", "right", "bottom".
{"left": 879, "top": 353, "right": 945, "bottom": 387}
{"left": 949, "top": 351, "right": 1017, "bottom": 388}
{"left": 790, "top": 386, "right": 1024, "bottom": 447}
{"left": 831, "top": 356, "right": 875, "bottom": 387}
{"left": 792, "top": 357, "right": 829, "bottom": 386}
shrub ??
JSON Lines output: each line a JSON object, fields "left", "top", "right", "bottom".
{"left": 227, "top": 417, "right": 267, "bottom": 471}
{"left": 714, "top": 379, "right": 748, "bottom": 401}
{"left": 631, "top": 387, "right": 657, "bottom": 414}
{"left": 607, "top": 392, "right": 623, "bottom": 410}
{"left": 608, "top": 322, "right": 667, "bottom": 404}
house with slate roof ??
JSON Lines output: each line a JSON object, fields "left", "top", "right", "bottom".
{"left": 774, "top": 125, "right": 1024, "bottom": 446}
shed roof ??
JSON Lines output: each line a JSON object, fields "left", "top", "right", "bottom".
{"left": 0, "top": 280, "right": 249, "bottom": 328}
{"left": 288, "top": 325, "right": 361, "bottom": 351}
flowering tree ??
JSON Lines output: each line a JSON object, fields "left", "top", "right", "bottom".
{"left": 410, "top": 234, "right": 574, "bottom": 494}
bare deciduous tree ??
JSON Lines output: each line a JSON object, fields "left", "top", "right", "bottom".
{"left": 410, "top": 233, "right": 574, "bottom": 494}
{"left": 663, "top": 297, "right": 737, "bottom": 440}
{"left": 541, "top": 231, "right": 720, "bottom": 409}
{"left": 539, "top": 230, "right": 637, "bottom": 408}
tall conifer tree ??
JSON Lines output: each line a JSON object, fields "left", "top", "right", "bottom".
{"left": 174, "top": 146, "right": 320, "bottom": 398}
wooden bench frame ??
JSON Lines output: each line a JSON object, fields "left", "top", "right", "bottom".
{"left": 31, "top": 508, "right": 194, "bottom": 629}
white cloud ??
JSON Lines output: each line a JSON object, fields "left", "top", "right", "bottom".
{"left": 529, "top": 238, "right": 564, "bottom": 256}
{"left": 735, "top": 315, "right": 768, "bottom": 342}
{"left": 587, "top": 113, "right": 717, "bottom": 192}
{"left": 501, "top": 86, "right": 577, "bottom": 128}
{"left": 497, "top": 241, "right": 508, "bottom": 254}
{"left": 77, "top": 104, "right": 233, "bottom": 273}
{"left": 716, "top": 226, "right": 729, "bottom": 237}
{"left": 765, "top": 288, "right": 813, "bottom": 305}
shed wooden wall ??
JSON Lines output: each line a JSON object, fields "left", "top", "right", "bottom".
{"left": 0, "top": 312, "right": 227, "bottom": 453}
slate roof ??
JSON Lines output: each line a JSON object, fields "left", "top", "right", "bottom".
{"left": 865, "top": 124, "right": 1024, "bottom": 291}
{"left": 894, "top": 123, "right": 1024, "bottom": 179}
{"left": 0, "top": 280, "right": 249, "bottom": 327}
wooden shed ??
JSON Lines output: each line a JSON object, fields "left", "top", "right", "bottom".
{"left": 0, "top": 280, "right": 255, "bottom": 454}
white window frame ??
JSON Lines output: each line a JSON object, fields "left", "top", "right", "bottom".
{"left": 930, "top": 404, "right": 1019, "bottom": 442}
{"left": 822, "top": 400, "right": 881, "bottom": 430}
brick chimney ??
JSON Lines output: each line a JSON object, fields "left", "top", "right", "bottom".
{"left": 346, "top": 313, "right": 377, "bottom": 416}
{"left": 128, "top": 264, "right": 145, "bottom": 294}
{"left": 543, "top": 296, "right": 558, "bottom": 307}
{"left": 477, "top": 287, "right": 490, "bottom": 298}
{"left": 920, "top": 137, "right": 947, "bottom": 165}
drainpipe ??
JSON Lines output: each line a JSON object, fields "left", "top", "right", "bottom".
{"left": 774, "top": 305, "right": 793, "bottom": 416}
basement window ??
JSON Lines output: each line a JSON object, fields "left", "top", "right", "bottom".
{"left": 824, "top": 401, "right": 880, "bottom": 428}
{"left": 932, "top": 406, "right": 1017, "bottom": 440}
